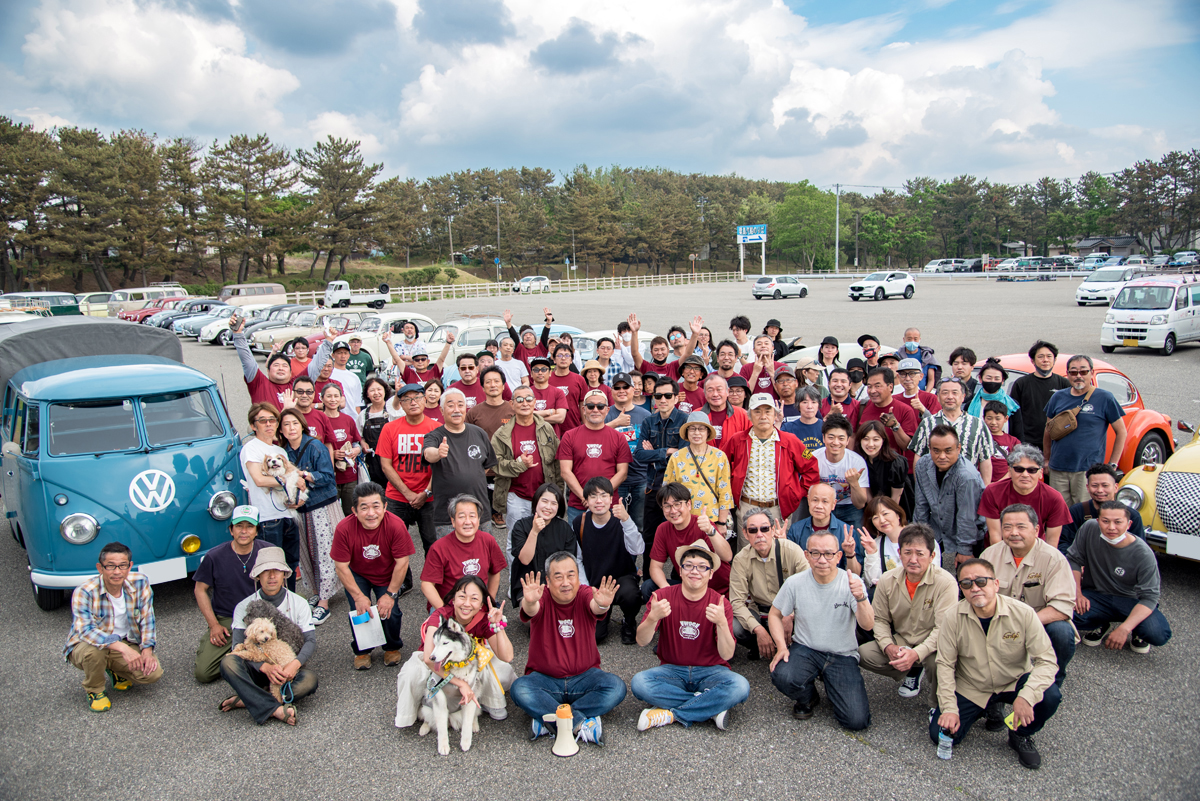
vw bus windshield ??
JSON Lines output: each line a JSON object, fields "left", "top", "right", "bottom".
{"left": 48, "top": 400, "right": 140, "bottom": 456}
{"left": 142, "top": 391, "right": 223, "bottom": 447}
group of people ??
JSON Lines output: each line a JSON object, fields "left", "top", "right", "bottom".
{"left": 62, "top": 309, "right": 1172, "bottom": 769}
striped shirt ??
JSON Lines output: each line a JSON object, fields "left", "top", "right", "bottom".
{"left": 908, "top": 410, "right": 996, "bottom": 466}
{"left": 63, "top": 572, "right": 157, "bottom": 660}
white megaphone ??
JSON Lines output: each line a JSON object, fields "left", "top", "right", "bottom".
{"left": 543, "top": 704, "right": 578, "bottom": 757}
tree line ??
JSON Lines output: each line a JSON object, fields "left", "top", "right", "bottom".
{"left": 1, "top": 116, "right": 1196, "bottom": 293}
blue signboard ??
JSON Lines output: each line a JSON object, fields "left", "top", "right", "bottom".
{"left": 737, "top": 224, "right": 767, "bottom": 244}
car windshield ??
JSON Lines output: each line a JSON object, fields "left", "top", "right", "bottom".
{"left": 1102, "top": 258, "right": 1123, "bottom": 266}
{"left": 1112, "top": 286, "right": 1174, "bottom": 310}
{"left": 294, "top": 313, "right": 317, "bottom": 326}
{"left": 1086, "top": 269, "right": 1127, "bottom": 283}
{"left": 141, "top": 391, "right": 223, "bottom": 447}
{"left": 48, "top": 400, "right": 140, "bottom": 456}
{"left": 428, "top": 324, "right": 454, "bottom": 343}
{"left": 864, "top": 272, "right": 887, "bottom": 281}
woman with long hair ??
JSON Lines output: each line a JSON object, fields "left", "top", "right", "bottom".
{"left": 854, "top": 419, "right": 909, "bottom": 515}
{"left": 423, "top": 379, "right": 445, "bottom": 423}
{"left": 859, "top": 496, "right": 938, "bottom": 586}
{"left": 817, "top": 336, "right": 841, "bottom": 383}
{"left": 507, "top": 483, "right": 577, "bottom": 602}
{"left": 358, "top": 377, "right": 392, "bottom": 487}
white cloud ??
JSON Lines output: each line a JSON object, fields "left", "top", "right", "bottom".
{"left": 21, "top": 0, "right": 300, "bottom": 131}
{"left": 13, "top": 107, "right": 71, "bottom": 130}
{"left": 306, "top": 111, "right": 387, "bottom": 160}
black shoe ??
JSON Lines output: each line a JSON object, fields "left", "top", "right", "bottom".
{"left": 792, "top": 693, "right": 820, "bottom": 720}
{"left": 1008, "top": 730, "right": 1041, "bottom": 769}
{"left": 620, "top": 623, "right": 637, "bottom": 645}
{"left": 595, "top": 619, "right": 610, "bottom": 643}
{"left": 745, "top": 645, "right": 760, "bottom": 661}
{"left": 398, "top": 582, "right": 413, "bottom": 598}
{"left": 985, "top": 700, "right": 1005, "bottom": 732}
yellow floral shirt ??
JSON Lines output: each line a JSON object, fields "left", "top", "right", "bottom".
{"left": 743, "top": 429, "right": 779, "bottom": 503}
{"left": 664, "top": 446, "right": 734, "bottom": 522}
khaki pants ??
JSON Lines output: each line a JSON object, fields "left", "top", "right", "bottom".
{"left": 194, "top": 615, "right": 234, "bottom": 684}
{"left": 859, "top": 638, "right": 939, "bottom": 698}
{"left": 1047, "top": 470, "right": 1087, "bottom": 507}
{"left": 736, "top": 500, "right": 780, "bottom": 551}
{"left": 68, "top": 641, "right": 164, "bottom": 695}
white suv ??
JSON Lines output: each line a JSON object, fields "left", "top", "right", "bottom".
{"left": 848, "top": 271, "right": 915, "bottom": 301}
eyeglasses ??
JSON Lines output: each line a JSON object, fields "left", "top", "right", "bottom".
{"left": 1010, "top": 465, "right": 1040, "bottom": 474}
{"left": 584, "top": 403, "right": 607, "bottom": 410}
{"left": 531, "top": 366, "right": 549, "bottom": 372}
{"left": 744, "top": 525, "right": 772, "bottom": 535}
{"left": 293, "top": 388, "right": 314, "bottom": 395}
{"left": 1067, "top": 369, "right": 1092, "bottom": 377}
{"left": 958, "top": 577, "right": 994, "bottom": 590}
{"left": 101, "top": 563, "right": 131, "bottom": 571}
{"left": 662, "top": 500, "right": 689, "bottom": 512}
{"left": 807, "top": 550, "right": 839, "bottom": 560}
{"left": 513, "top": 396, "right": 535, "bottom": 403}
{"left": 653, "top": 393, "right": 676, "bottom": 400}
{"left": 253, "top": 417, "right": 278, "bottom": 425}
{"left": 680, "top": 563, "right": 712, "bottom": 574}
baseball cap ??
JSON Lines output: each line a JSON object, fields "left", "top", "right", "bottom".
{"left": 332, "top": 341, "right": 350, "bottom": 352}
{"left": 897, "top": 357, "right": 923, "bottom": 372}
{"left": 748, "top": 392, "right": 775, "bottom": 410}
{"left": 529, "top": 356, "right": 552, "bottom": 369}
{"left": 583, "top": 388, "right": 608, "bottom": 404}
{"left": 397, "top": 382, "right": 425, "bottom": 397}
{"left": 348, "top": 333, "right": 363, "bottom": 342}
{"left": 230, "top": 505, "right": 259, "bottom": 526}
{"left": 878, "top": 351, "right": 902, "bottom": 363}
{"left": 612, "top": 372, "right": 633, "bottom": 388}
{"left": 857, "top": 334, "right": 880, "bottom": 347}
{"left": 773, "top": 366, "right": 796, "bottom": 380}
{"left": 820, "top": 336, "right": 839, "bottom": 347}
{"left": 793, "top": 356, "right": 818, "bottom": 370}
{"left": 846, "top": 358, "right": 867, "bottom": 370}
{"left": 727, "top": 375, "right": 749, "bottom": 390}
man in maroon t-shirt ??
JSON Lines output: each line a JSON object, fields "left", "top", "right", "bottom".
{"left": 511, "top": 554, "right": 626, "bottom": 744}
{"left": 420, "top": 495, "right": 507, "bottom": 608}
{"left": 632, "top": 539, "right": 748, "bottom": 730}
{"left": 557, "top": 389, "right": 632, "bottom": 523}
{"left": 858, "top": 367, "right": 919, "bottom": 472}
{"left": 740, "top": 335, "right": 787, "bottom": 400}
{"left": 285, "top": 376, "right": 337, "bottom": 465}
{"left": 527, "top": 356, "right": 568, "bottom": 434}
{"left": 329, "top": 484, "right": 414, "bottom": 670}
{"left": 547, "top": 345, "right": 587, "bottom": 432}
{"left": 232, "top": 317, "right": 293, "bottom": 408}
{"left": 644, "top": 482, "right": 733, "bottom": 600}
{"left": 821, "top": 368, "right": 861, "bottom": 430}
{"left": 978, "top": 445, "right": 1071, "bottom": 549}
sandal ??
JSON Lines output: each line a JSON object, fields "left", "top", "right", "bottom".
{"left": 218, "top": 695, "right": 244, "bottom": 713}
{"left": 277, "top": 704, "right": 297, "bottom": 726}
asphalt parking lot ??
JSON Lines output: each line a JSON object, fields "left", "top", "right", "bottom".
{"left": 2, "top": 277, "right": 1197, "bottom": 801}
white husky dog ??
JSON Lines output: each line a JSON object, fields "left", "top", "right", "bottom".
{"left": 418, "top": 617, "right": 483, "bottom": 755}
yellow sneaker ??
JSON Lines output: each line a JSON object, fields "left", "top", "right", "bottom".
{"left": 637, "top": 708, "right": 674, "bottom": 731}
{"left": 88, "top": 692, "right": 111, "bottom": 713}
{"left": 107, "top": 670, "right": 132, "bottom": 691}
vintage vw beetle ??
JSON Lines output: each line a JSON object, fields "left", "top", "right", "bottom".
{"left": 1117, "top": 420, "right": 1200, "bottom": 563}
{"left": 0, "top": 318, "right": 244, "bottom": 609}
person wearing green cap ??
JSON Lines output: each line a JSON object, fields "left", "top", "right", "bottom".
{"left": 192, "top": 505, "right": 270, "bottom": 683}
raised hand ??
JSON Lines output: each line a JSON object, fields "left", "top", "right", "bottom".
{"left": 503, "top": 309, "right": 513, "bottom": 326}
{"left": 627, "top": 313, "right": 640, "bottom": 333}
{"left": 858, "top": 527, "right": 878, "bottom": 555}
{"left": 841, "top": 533, "right": 857, "bottom": 561}
{"left": 530, "top": 514, "right": 548, "bottom": 535}
{"left": 829, "top": 401, "right": 844, "bottom": 415}
{"left": 689, "top": 315, "right": 703, "bottom": 335}
{"left": 445, "top": 330, "right": 456, "bottom": 344}
{"left": 704, "top": 601, "right": 726, "bottom": 625}
{"left": 520, "top": 572, "right": 545, "bottom": 607}
{"left": 611, "top": 410, "right": 630, "bottom": 427}
{"left": 519, "top": 452, "right": 538, "bottom": 468}
{"left": 848, "top": 572, "right": 867, "bottom": 601}
{"left": 773, "top": 401, "right": 784, "bottom": 428}
{"left": 438, "top": 437, "right": 449, "bottom": 459}
{"left": 844, "top": 467, "right": 863, "bottom": 487}
{"left": 611, "top": 496, "right": 629, "bottom": 521}
{"left": 647, "top": 592, "right": 671, "bottom": 622}
{"left": 696, "top": 511, "right": 713, "bottom": 534}
{"left": 543, "top": 307, "right": 553, "bottom": 322}
{"left": 595, "top": 576, "right": 618, "bottom": 609}
{"left": 486, "top": 596, "right": 506, "bottom": 627}
{"left": 278, "top": 388, "right": 297, "bottom": 410}
{"left": 381, "top": 330, "right": 392, "bottom": 343}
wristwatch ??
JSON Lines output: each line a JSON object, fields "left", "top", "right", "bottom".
{"left": 386, "top": 591, "right": 399, "bottom": 600}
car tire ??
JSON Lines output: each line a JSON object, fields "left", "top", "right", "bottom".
{"left": 1162, "top": 334, "right": 1176, "bottom": 356}
{"left": 773, "top": 290, "right": 782, "bottom": 299}
{"left": 799, "top": 288, "right": 807, "bottom": 298}
{"left": 1077, "top": 302, "right": 1087, "bottom": 307}
{"left": 850, "top": 296, "right": 859, "bottom": 301}
{"left": 1101, "top": 345, "right": 1115, "bottom": 353}
{"left": 874, "top": 288, "right": 884, "bottom": 301}
{"left": 1133, "top": 431, "right": 1168, "bottom": 466}
{"left": 903, "top": 285, "right": 914, "bottom": 299}
{"left": 33, "top": 582, "right": 65, "bottom": 611}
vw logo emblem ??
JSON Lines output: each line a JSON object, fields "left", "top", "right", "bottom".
{"left": 129, "top": 470, "right": 176, "bottom": 512}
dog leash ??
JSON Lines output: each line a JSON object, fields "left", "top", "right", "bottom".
{"left": 424, "top": 639, "right": 503, "bottom": 702}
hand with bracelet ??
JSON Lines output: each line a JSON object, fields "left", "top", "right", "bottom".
{"left": 486, "top": 596, "right": 508, "bottom": 633}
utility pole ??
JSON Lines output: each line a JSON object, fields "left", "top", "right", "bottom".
{"left": 494, "top": 198, "right": 502, "bottom": 283}
{"left": 833, "top": 183, "right": 841, "bottom": 274}
{"left": 447, "top": 218, "right": 453, "bottom": 268}
{"left": 572, "top": 229, "right": 579, "bottom": 280}
{"left": 854, "top": 212, "right": 860, "bottom": 269}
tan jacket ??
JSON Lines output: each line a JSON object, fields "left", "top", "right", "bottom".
{"left": 871, "top": 564, "right": 958, "bottom": 661}
{"left": 936, "top": 594, "right": 1059, "bottom": 714}
{"left": 490, "top": 416, "right": 561, "bottom": 511}
{"left": 727, "top": 538, "right": 809, "bottom": 633}
{"left": 981, "top": 538, "right": 1077, "bottom": 627}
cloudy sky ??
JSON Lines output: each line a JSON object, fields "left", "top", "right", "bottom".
{"left": 2, "top": 0, "right": 1197, "bottom": 187}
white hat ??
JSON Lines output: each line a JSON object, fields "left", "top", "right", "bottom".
{"left": 748, "top": 393, "right": 775, "bottom": 410}
{"left": 249, "top": 546, "right": 292, "bottom": 579}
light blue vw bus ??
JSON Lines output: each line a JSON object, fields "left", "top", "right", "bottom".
{"left": 0, "top": 318, "right": 244, "bottom": 609}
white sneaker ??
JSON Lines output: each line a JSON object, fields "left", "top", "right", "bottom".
{"left": 898, "top": 667, "right": 923, "bottom": 698}
{"left": 711, "top": 710, "right": 728, "bottom": 731}
{"left": 483, "top": 705, "right": 507, "bottom": 721}
{"left": 637, "top": 708, "right": 674, "bottom": 731}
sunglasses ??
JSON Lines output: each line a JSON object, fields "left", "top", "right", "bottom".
{"left": 1067, "top": 369, "right": 1092, "bottom": 377}
{"left": 1010, "top": 465, "right": 1040, "bottom": 474}
{"left": 292, "top": 388, "right": 314, "bottom": 395}
{"left": 653, "top": 393, "right": 676, "bottom": 400}
{"left": 531, "top": 366, "right": 549, "bottom": 372}
{"left": 584, "top": 403, "right": 607, "bottom": 410}
{"left": 959, "top": 577, "right": 994, "bottom": 590}
{"left": 744, "top": 525, "right": 772, "bottom": 535}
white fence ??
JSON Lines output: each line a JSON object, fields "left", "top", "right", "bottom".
{"left": 287, "top": 270, "right": 743, "bottom": 306}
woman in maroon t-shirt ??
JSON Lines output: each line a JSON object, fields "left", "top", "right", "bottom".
{"left": 422, "top": 380, "right": 444, "bottom": 423}
{"left": 322, "top": 383, "right": 363, "bottom": 515}
{"left": 394, "top": 575, "right": 517, "bottom": 729}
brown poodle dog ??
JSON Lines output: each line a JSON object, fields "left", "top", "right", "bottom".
{"left": 231, "top": 618, "right": 298, "bottom": 703}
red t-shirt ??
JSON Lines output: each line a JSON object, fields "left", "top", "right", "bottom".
{"left": 323, "top": 412, "right": 362, "bottom": 484}
{"left": 583, "top": 383, "right": 614, "bottom": 407}
{"left": 530, "top": 384, "right": 569, "bottom": 436}
{"left": 644, "top": 583, "right": 734, "bottom": 668}
{"left": 556, "top": 425, "right": 633, "bottom": 509}
{"left": 329, "top": 512, "right": 415, "bottom": 587}
{"left": 820, "top": 397, "right": 861, "bottom": 430}
{"left": 299, "top": 407, "right": 335, "bottom": 445}
{"left": 290, "top": 358, "right": 311, "bottom": 379}
{"left": 894, "top": 391, "right": 937, "bottom": 415}
{"left": 453, "top": 379, "right": 512, "bottom": 409}
{"left": 640, "top": 360, "right": 682, "bottom": 381}
{"left": 676, "top": 384, "right": 705, "bottom": 414}
{"left": 978, "top": 478, "right": 1072, "bottom": 539}
{"left": 740, "top": 361, "right": 786, "bottom": 399}
{"left": 246, "top": 372, "right": 292, "bottom": 410}
{"left": 313, "top": 377, "right": 345, "bottom": 406}
{"left": 403, "top": 364, "right": 443, "bottom": 386}
{"left": 649, "top": 517, "right": 731, "bottom": 595}
{"left": 376, "top": 416, "right": 439, "bottom": 500}
{"left": 423, "top": 404, "right": 444, "bottom": 423}
{"left": 859, "top": 399, "right": 919, "bottom": 472}
{"left": 519, "top": 585, "right": 601, "bottom": 678}
{"left": 547, "top": 372, "right": 588, "bottom": 432}
{"left": 514, "top": 342, "right": 549, "bottom": 368}
{"left": 508, "top": 422, "right": 544, "bottom": 501}
{"left": 421, "top": 533, "right": 508, "bottom": 603}
{"left": 988, "top": 432, "right": 1021, "bottom": 484}
{"left": 421, "top": 605, "right": 492, "bottom": 641}
{"left": 706, "top": 407, "right": 730, "bottom": 446}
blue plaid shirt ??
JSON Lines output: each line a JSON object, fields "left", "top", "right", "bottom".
{"left": 63, "top": 572, "right": 157, "bottom": 660}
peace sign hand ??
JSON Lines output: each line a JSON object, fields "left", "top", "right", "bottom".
{"left": 486, "top": 596, "right": 506, "bottom": 626}
{"left": 857, "top": 527, "right": 878, "bottom": 555}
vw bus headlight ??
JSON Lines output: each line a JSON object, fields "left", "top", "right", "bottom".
{"left": 181, "top": 534, "right": 202, "bottom": 554}
{"left": 208, "top": 491, "right": 237, "bottom": 520}
{"left": 1116, "top": 485, "right": 1144, "bottom": 510}
{"left": 60, "top": 514, "right": 99, "bottom": 545}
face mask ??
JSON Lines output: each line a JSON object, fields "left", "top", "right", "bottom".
{"left": 981, "top": 380, "right": 1003, "bottom": 394}
{"left": 1034, "top": 367, "right": 1054, "bottom": 378}
{"left": 848, "top": 370, "right": 864, "bottom": 383}
{"left": 621, "top": 333, "right": 631, "bottom": 343}
{"left": 903, "top": 341, "right": 919, "bottom": 353}
{"left": 862, "top": 348, "right": 877, "bottom": 359}
{"left": 1101, "top": 532, "right": 1127, "bottom": 546}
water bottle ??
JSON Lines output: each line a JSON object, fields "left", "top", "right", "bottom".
{"left": 937, "top": 730, "right": 954, "bottom": 760}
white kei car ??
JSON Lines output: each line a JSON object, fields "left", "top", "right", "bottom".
{"left": 848, "top": 271, "right": 915, "bottom": 301}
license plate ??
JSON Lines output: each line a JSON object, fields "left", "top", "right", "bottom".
{"left": 1123, "top": 338, "right": 1138, "bottom": 346}
{"left": 136, "top": 557, "right": 188, "bottom": 584}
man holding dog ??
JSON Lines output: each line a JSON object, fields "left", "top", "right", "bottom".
{"left": 218, "top": 546, "right": 318, "bottom": 726}
{"left": 511, "top": 554, "right": 628, "bottom": 747}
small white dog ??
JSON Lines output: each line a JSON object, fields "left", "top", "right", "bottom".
{"left": 230, "top": 618, "right": 297, "bottom": 703}
{"left": 418, "top": 617, "right": 483, "bottom": 755}
{"left": 260, "top": 453, "right": 309, "bottom": 509}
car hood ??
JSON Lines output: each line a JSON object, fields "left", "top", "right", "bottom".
{"left": 1108, "top": 310, "right": 1170, "bottom": 323}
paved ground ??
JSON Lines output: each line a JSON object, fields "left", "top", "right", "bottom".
{"left": 2, "top": 277, "right": 1198, "bottom": 800}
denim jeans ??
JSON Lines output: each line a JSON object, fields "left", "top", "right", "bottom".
{"left": 928, "top": 673, "right": 1062, "bottom": 745}
{"left": 630, "top": 664, "right": 750, "bottom": 725}
{"left": 1043, "top": 619, "right": 1076, "bottom": 686}
{"left": 343, "top": 573, "right": 404, "bottom": 655}
{"left": 770, "top": 642, "right": 871, "bottom": 731}
{"left": 566, "top": 506, "right": 584, "bottom": 526}
{"left": 833, "top": 503, "right": 864, "bottom": 530}
{"left": 510, "top": 668, "right": 628, "bottom": 729}
{"left": 620, "top": 482, "right": 646, "bottom": 537}
{"left": 219, "top": 653, "right": 317, "bottom": 724}
{"left": 1073, "top": 590, "right": 1172, "bottom": 646}
{"left": 259, "top": 517, "right": 300, "bottom": 590}
{"left": 504, "top": 495, "right": 533, "bottom": 560}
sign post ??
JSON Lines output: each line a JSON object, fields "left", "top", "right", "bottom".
{"left": 737, "top": 225, "right": 768, "bottom": 276}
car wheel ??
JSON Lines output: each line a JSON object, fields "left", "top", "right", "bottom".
{"left": 1101, "top": 345, "right": 1115, "bottom": 353}
{"left": 1161, "top": 334, "right": 1176, "bottom": 356}
{"left": 798, "top": 288, "right": 807, "bottom": 298}
{"left": 874, "top": 288, "right": 884, "bottom": 301}
{"left": 773, "top": 290, "right": 782, "bottom": 299}
{"left": 1133, "top": 431, "right": 1168, "bottom": 466}
{"left": 1077, "top": 301, "right": 1087, "bottom": 307}
{"left": 903, "top": 285, "right": 914, "bottom": 299}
